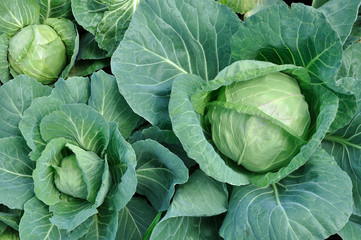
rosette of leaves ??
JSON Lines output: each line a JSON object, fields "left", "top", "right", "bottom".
{"left": 0, "top": 72, "right": 142, "bottom": 239}
{"left": 72, "top": 0, "right": 141, "bottom": 56}
{"left": 169, "top": 60, "right": 338, "bottom": 186}
{"left": 0, "top": 0, "right": 79, "bottom": 84}
{"left": 19, "top": 110, "right": 135, "bottom": 239}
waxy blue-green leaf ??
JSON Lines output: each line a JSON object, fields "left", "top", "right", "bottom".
{"left": 95, "top": 0, "right": 140, "bottom": 55}
{"left": 82, "top": 204, "right": 118, "bottom": 240}
{"left": 325, "top": 43, "right": 361, "bottom": 131}
{"left": 322, "top": 42, "right": 361, "bottom": 215}
{"left": 338, "top": 215, "right": 361, "bottom": 240}
{"left": 19, "top": 97, "right": 63, "bottom": 160}
{"left": 128, "top": 126, "right": 196, "bottom": 168}
{"left": 36, "top": 0, "right": 72, "bottom": 22}
{"left": 106, "top": 122, "right": 137, "bottom": 212}
{"left": 322, "top": 112, "right": 361, "bottom": 215}
{"left": 40, "top": 104, "right": 109, "bottom": 155}
{"left": 337, "top": 43, "right": 361, "bottom": 109}
{"left": 0, "top": 0, "right": 40, "bottom": 36}
{"left": 339, "top": 43, "right": 361, "bottom": 82}
{"left": 72, "top": 0, "right": 140, "bottom": 55}
{"left": 89, "top": 70, "right": 141, "bottom": 139}
{"left": 49, "top": 199, "right": 97, "bottom": 232}
{"left": 71, "top": 0, "right": 107, "bottom": 34}
{"left": 19, "top": 198, "right": 93, "bottom": 240}
{"left": 150, "top": 216, "right": 223, "bottom": 240}
{"left": 165, "top": 170, "right": 228, "bottom": 218}
{"left": 150, "top": 170, "right": 227, "bottom": 240}
{"left": 318, "top": 0, "right": 361, "bottom": 44}
{"left": 49, "top": 77, "right": 90, "bottom": 104}
{"left": 19, "top": 198, "right": 68, "bottom": 240}
{"left": 117, "top": 197, "right": 157, "bottom": 240}
{"left": 0, "top": 75, "right": 51, "bottom": 138}
{"left": 344, "top": 16, "right": 361, "bottom": 48}
{"left": 0, "top": 137, "right": 34, "bottom": 210}
{"left": 0, "top": 34, "right": 10, "bottom": 83}
{"left": 133, "top": 139, "right": 188, "bottom": 211}
{"left": 111, "top": 0, "right": 240, "bottom": 127}
{"left": 232, "top": 3, "right": 342, "bottom": 88}
{"left": 219, "top": 149, "right": 353, "bottom": 240}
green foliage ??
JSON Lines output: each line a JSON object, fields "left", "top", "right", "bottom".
{"left": 1, "top": 0, "right": 361, "bottom": 239}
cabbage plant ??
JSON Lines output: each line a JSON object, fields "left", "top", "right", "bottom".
{"left": 0, "top": 73, "right": 139, "bottom": 239}
{"left": 111, "top": 0, "right": 360, "bottom": 239}
{"left": 0, "top": 71, "right": 191, "bottom": 239}
{"left": 0, "top": 0, "right": 78, "bottom": 84}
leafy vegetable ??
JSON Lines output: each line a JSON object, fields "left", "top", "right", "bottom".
{"left": 0, "top": 0, "right": 78, "bottom": 84}
{"left": 1, "top": 0, "right": 361, "bottom": 239}
{"left": 207, "top": 71, "right": 310, "bottom": 172}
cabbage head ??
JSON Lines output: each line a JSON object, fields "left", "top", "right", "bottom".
{"left": 170, "top": 60, "right": 339, "bottom": 186}
{"left": 207, "top": 72, "right": 310, "bottom": 172}
{"left": 0, "top": 0, "right": 78, "bottom": 84}
{"left": 8, "top": 25, "right": 67, "bottom": 84}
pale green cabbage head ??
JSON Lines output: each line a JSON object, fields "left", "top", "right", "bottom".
{"left": 207, "top": 72, "right": 311, "bottom": 173}
{"left": 8, "top": 25, "right": 66, "bottom": 84}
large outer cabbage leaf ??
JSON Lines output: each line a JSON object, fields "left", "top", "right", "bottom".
{"left": 150, "top": 170, "right": 228, "bottom": 240}
{"left": 219, "top": 149, "right": 352, "bottom": 240}
{"left": 111, "top": 0, "right": 240, "bottom": 128}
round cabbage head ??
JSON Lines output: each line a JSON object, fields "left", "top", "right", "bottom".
{"left": 207, "top": 72, "right": 311, "bottom": 173}
{"left": 8, "top": 24, "right": 66, "bottom": 84}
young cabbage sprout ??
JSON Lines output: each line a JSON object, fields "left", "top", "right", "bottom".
{"left": 8, "top": 25, "right": 67, "bottom": 84}
{"left": 207, "top": 72, "right": 311, "bottom": 172}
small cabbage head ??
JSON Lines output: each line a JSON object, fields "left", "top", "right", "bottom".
{"left": 8, "top": 24, "right": 66, "bottom": 84}
{"left": 50, "top": 143, "right": 109, "bottom": 203}
{"left": 207, "top": 72, "right": 311, "bottom": 173}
